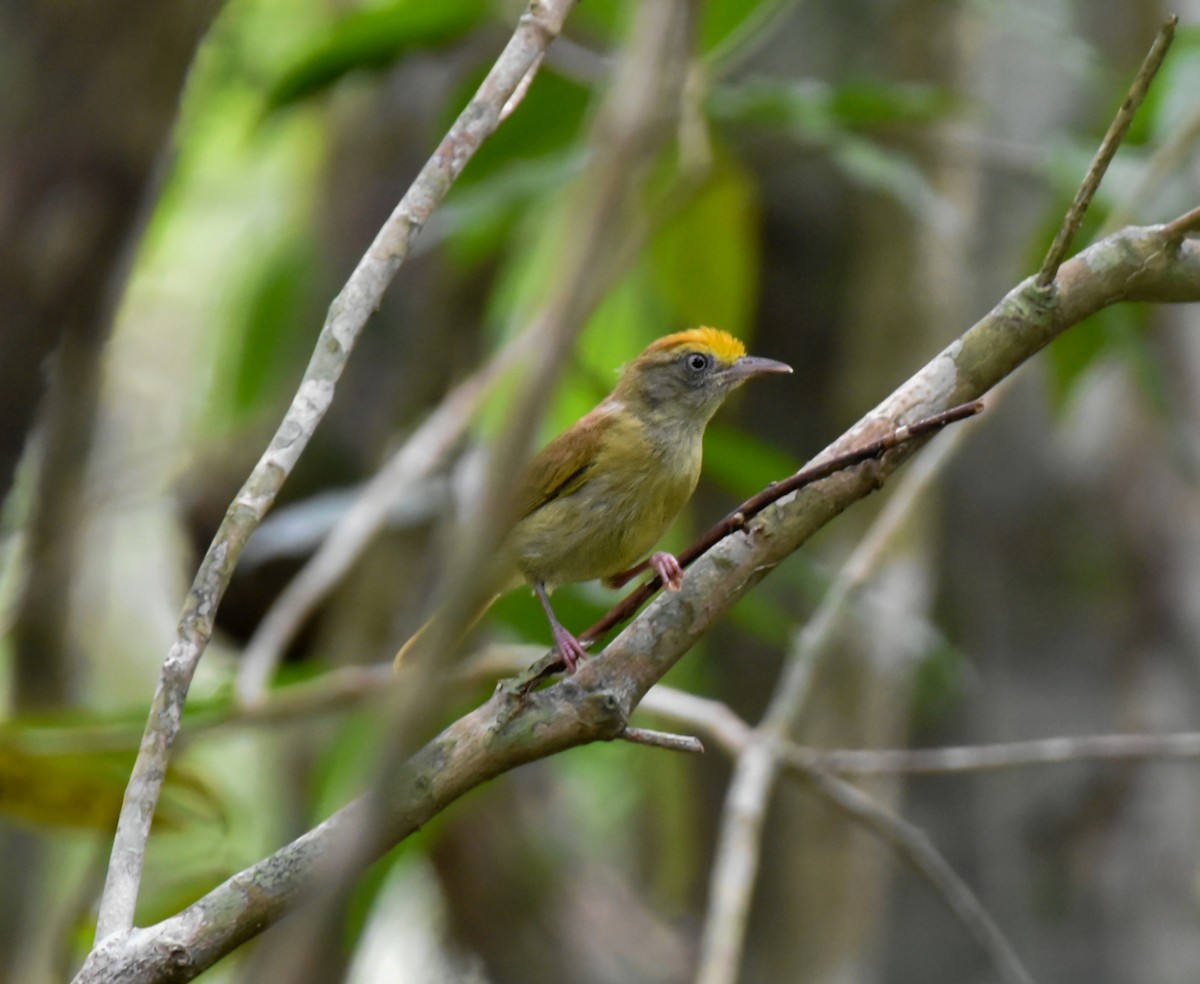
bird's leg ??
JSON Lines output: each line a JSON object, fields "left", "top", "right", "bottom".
{"left": 604, "top": 552, "right": 685, "bottom": 592}
{"left": 534, "top": 581, "right": 590, "bottom": 672}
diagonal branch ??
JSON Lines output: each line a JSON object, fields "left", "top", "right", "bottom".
{"left": 93, "top": 0, "right": 579, "bottom": 945}
{"left": 508, "top": 401, "right": 983, "bottom": 692}
{"left": 646, "top": 686, "right": 1036, "bottom": 984}
{"left": 234, "top": 334, "right": 533, "bottom": 705}
{"left": 781, "top": 755, "right": 1036, "bottom": 984}
{"left": 74, "top": 210, "right": 1200, "bottom": 984}
{"left": 697, "top": 20, "right": 1187, "bottom": 973}
{"left": 1035, "top": 15, "right": 1176, "bottom": 287}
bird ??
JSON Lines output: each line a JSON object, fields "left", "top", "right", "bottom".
{"left": 396, "top": 327, "right": 791, "bottom": 672}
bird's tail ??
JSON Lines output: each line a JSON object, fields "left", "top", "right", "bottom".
{"left": 393, "top": 592, "right": 502, "bottom": 669}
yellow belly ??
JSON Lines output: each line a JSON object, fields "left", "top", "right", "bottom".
{"left": 505, "top": 451, "right": 700, "bottom": 589}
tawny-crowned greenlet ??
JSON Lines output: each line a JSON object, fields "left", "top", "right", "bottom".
{"left": 396, "top": 327, "right": 791, "bottom": 671}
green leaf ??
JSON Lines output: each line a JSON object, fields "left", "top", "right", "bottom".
{"left": 701, "top": 0, "right": 783, "bottom": 56}
{"left": 830, "top": 134, "right": 952, "bottom": 224}
{"left": 709, "top": 78, "right": 956, "bottom": 135}
{"left": 0, "top": 739, "right": 221, "bottom": 832}
{"left": 264, "top": 0, "right": 489, "bottom": 111}
{"left": 224, "top": 239, "right": 319, "bottom": 422}
{"left": 1045, "top": 303, "right": 1154, "bottom": 409}
{"left": 703, "top": 422, "right": 800, "bottom": 499}
{"left": 650, "top": 158, "right": 760, "bottom": 337}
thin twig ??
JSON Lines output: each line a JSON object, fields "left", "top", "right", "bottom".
{"left": 1035, "top": 16, "right": 1177, "bottom": 287}
{"left": 1162, "top": 205, "right": 1200, "bottom": 243}
{"left": 642, "top": 688, "right": 1200, "bottom": 777}
{"left": 586, "top": 402, "right": 982, "bottom": 639}
{"left": 696, "top": 419, "right": 976, "bottom": 984}
{"left": 500, "top": 52, "right": 544, "bottom": 123}
{"left": 1099, "top": 105, "right": 1200, "bottom": 235}
{"left": 812, "top": 732, "right": 1200, "bottom": 775}
{"left": 92, "top": 0, "right": 578, "bottom": 945}
{"left": 72, "top": 211, "right": 1200, "bottom": 984}
{"left": 782, "top": 755, "right": 1037, "bottom": 984}
{"left": 638, "top": 685, "right": 752, "bottom": 752}
{"left": 241, "top": 2, "right": 701, "bottom": 981}
{"left": 620, "top": 727, "right": 704, "bottom": 754}
{"left": 235, "top": 334, "right": 531, "bottom": 705}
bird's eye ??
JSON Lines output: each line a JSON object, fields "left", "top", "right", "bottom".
{"left": 686, "top": 352, "right": 710, "bottom": 373}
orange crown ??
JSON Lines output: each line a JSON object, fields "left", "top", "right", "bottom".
{"left": 645, "top": 327, "right": 746, "bottom": 365}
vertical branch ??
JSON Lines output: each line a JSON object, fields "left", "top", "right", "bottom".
{"left": 250, "top": 1, "right": 703, "bottom": 979}
{"left": 784, "top": 758, "right": 1037, "bottom": 984}
{"left": 234, "top": 335, "right": 532, "bottom": 704}
{"left": 695, "top": 738, "right": 783, "bottom": 984}
{"left": 1035, "top": 16, "right": 1176, "bottom": 287}
{"left": 93, "top": 0, "right": 579, "bottom": 943}
{"left": 696, "top": 18, "right": 1181, "bottom": 982}
{"left": 696, "top": 427, "right": 969, "bottom": 984}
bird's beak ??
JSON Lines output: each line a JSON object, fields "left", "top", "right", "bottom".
{"left": 723, "top": 355, "right": 793, "bottom": 386}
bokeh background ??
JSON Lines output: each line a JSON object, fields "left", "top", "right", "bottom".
{"left": 4, "top": 0, "right": 1200, "bottom": 981}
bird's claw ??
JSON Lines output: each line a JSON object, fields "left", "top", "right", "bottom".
{"left": 650, "top": 551, "right": 685, "bottom": 592}
{"left": 552, "top": 625, "right": 592, "bottom": 673}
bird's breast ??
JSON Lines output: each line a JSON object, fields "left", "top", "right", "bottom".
{"left": 505, "top": 423, "right": 702, "bottom": 589}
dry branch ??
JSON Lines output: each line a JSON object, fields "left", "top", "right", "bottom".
{"left": 78, "top": 8, "right": 1200, "bottom": 981}
{"left": 700, "top": 18, "right": 1187, "bottom": 978}
{"left": 75, "top": 211, "right": 1200, "bottom": 984}
{"left": 91, "top": 0, "right": 579, "bottom": 951}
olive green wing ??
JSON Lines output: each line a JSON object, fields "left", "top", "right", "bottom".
{"left": 516, "top": 409, "right": 615, "bottom": 520}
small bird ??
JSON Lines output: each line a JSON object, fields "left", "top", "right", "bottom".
{"left": 396, "top": 327, "right": 791, "bottom": 671}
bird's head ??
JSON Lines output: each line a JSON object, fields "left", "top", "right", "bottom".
{"left": 613, "top": 327, "right": 792, "bottom": 428}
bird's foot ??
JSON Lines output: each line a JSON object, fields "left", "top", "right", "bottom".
{"left": 650, "top": 552, "right": 685, "bottom": 592}
{"left": 552, "top": 624, "right": 592, "bottom": 673}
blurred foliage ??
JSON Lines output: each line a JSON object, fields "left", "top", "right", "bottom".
{"left": 0, "top": 738, "right": 220, "bottom": 833}
{"left": 709, "top": 78, "right": 958, "bottom": 222}
{"left": 9, "top": 0, "right": 1200, "bottom": 979}
{"left": 907, "top": 638, "right": 967, "bottom": 737}
{"left": 264, "top": 0, "right": 490, "bottom": 112}
{"left": 220, "top": 238, "right": 323, "bottom": 424}
{"left": 1040, "top": 24, "right": 1200, "bottom": 412}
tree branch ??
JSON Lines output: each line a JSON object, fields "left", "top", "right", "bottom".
{"left": 620, "top": 726, "right": 705, "bottom": 755}
{"left": 1035, "top": 15, "right": 1177, "bottom": 286}
{"left": 810, "top": 732, "right": 1200, "bottom": 775}
{"left": 92, "top": 0, "right": 578, "bottom": 946}
{"left": 234, "top": 334, "right": 534, "bottom": 705}
{"left": 780, "top": 755, "right": 1036, "bottom": 984}
{"left": 75, "top": 209, "right": 1200, "bottom": 984}
{"left": 642, "top": 685, "right": 1035, "bottom": 984}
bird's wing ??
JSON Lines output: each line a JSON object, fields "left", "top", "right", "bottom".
{"left": 516, "top": 408, "right": 616, "bottom": 520}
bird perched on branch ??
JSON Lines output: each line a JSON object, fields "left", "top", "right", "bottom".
{"left": 396, "top": 327, "right": 791, "bottom": 671}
